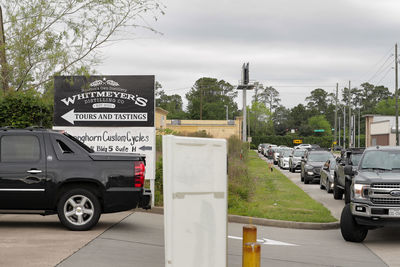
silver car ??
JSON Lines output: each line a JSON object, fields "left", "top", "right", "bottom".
{"left": 279, "top": 149, "right": 293, "bottom": 169}
{"left": 289, "top": 149, "right": 306, "bottom": 173}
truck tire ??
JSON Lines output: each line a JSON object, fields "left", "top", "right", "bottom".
{"left": 320, "top": 178, "right": 325, "bottom": 190}
{"left": 57, "top": 188, "right": 101, "bottom": 231}
{"left": 344, "top": 179, "right": 351, "bottom": 204}
{"left": 340, "top": 204, "right": 368, "bottom": 242}
{"left": 333, "top": 177, "right": 343, "bottom": 200}
{"left": 327, "top": 181, "right": 333, "bottom": 193}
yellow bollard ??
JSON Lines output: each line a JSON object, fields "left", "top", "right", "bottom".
{"left": 243, "top": 242, "right": 261, "bottom": 267}
{"left": 243, "top": 225, "right": 257, "bottom": 266}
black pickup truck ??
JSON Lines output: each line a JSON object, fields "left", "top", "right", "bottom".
{"left": 333, "top": 148, "right": 364, "bottom": 203}
{"left": 341, "top": 146, "right": 400, "bottom": 242}
{"left": 0, "top": 128, "right": 151, "bottom": 230}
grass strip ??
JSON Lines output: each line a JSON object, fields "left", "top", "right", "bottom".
{"left": 228, "top": 150, "right": 337, "bottom": 223}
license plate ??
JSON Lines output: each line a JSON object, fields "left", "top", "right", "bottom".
{"left": 389, "top": 208, "right": 400, "bottom": 217}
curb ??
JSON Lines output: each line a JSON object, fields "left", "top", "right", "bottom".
{"left": 143, "top": 207, "right": 339, "bottom": 230}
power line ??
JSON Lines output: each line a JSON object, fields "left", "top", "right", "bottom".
{"left": 362, "top": 46, "right": 394, "bottom": 82}
{"left": 367, "top": 53, "right": 394, "bottom": 83}
{"left": 376, "top": 65, "right": 393, "bottom": 85}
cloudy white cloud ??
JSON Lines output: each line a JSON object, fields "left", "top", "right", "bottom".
{"left": 97, "top": 0, "right": 400, "bottom": 110}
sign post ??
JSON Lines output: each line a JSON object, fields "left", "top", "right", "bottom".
{"left": 53, "top": 75, "right": 156, "bottom": 205}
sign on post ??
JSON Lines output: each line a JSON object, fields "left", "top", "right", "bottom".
{"left": 53, "top": 75, "right": 156, "bottom": 204}
{"left": 163, "top": 135, "right": 227, "bottom": 267}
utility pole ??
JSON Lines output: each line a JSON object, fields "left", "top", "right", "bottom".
{"left": 348, "top": 81, "right": 352, "bottom": 148}
{"left": 338, "top": 117, "right": 341, "bottom": 147}
{"left": 358, "top": 109, "right": 360, "bottom": 148}
{"left": 200, "top": 87, "right": 203, "bottom": 120}
{"left": 343, "top": 107, "right": 346, "bottom": 149}
{"left": 334, "top": 83, "right": 338, "bottom": 145}
{"left": 237, "top": 63, "right": 254, "bottom": 142}
{"left": 0, "top": 6, "right": 8, "bottom": 93}
{"left": 396, "top": 43, "right": 399, "bottom": 146}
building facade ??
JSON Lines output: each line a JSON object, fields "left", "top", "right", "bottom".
{"left": 364, "top": 115, "right": 397, "bottom": 147}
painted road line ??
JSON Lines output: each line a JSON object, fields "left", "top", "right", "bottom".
{"left": 228, "top": 235, "right": 298, "bottom": 246}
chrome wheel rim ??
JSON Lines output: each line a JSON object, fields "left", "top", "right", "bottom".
{"left": 64, "top": 195, "right": 94, "bottom": 226}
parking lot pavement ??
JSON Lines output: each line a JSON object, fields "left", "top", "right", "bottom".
{"left": 59, "top": 212, "right": 386, "bottom": 267}
{"left": 0, "top": 211, "right": 131, "bottom": 267}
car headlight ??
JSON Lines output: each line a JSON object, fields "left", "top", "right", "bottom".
{"left": 353, "top": 184, "right": 370, "bottom": 200}
{"left": 307, "top": 171, "right": 314, "bottom": 175}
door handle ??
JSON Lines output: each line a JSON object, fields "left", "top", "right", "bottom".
{"left": 27, "top": 169, "right": 42, "bottom": 174}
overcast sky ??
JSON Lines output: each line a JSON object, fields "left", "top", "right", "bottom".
{"left": 97, "top": 0, "right": 400, "bottom": 110}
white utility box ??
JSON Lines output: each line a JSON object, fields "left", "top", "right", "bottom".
{"left": 163, "top": 135, "right": 227, "bottom": 267}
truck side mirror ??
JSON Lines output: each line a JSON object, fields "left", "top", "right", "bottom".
{"left": 344, "top": 165, "right": 354, "bottom": 176}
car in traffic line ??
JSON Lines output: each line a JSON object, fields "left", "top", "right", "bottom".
{"left": 0, "top": 128, "right": 151, "bottom": 231}
{"left": 340, "top": 146, "right": 400, "bottom": 242}
{"left": 301, "top": 149, "right": 335, "bottom": 184}
{"left": 289, "top": 149, "right": 306, "bottom": 173}
{"left": 320, "top": 159, "right": 336, "bottom": 193}
{"left": 278, "top": 149, "right": 293, "bottom": 169}
{"left": 273, "top": 147, "right": 281, "bottom": 165}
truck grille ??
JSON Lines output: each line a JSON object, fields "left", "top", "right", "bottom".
{"left": 370, "top": 183, "right": 400, "bottom": 205}
{"left": 371, "top": 198, "right": 400, "bottom": 205}
{"left": 371, "top": 183, "right": 400, "bottom": 189}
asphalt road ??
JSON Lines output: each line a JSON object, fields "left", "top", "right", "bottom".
{"left": 58, "top": 211, "right": 386, "bottom": 267}
{"left": 269, "top": 156, "right": 400, "bottom": 267}
{"left": 1, "top": 153, "right": 400, "bottom": 266}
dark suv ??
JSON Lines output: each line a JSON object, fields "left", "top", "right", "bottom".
{"left": 341, "top": 146, "right": 400, "bottom": 242}
{"left": 301, "top": 149, "right": 335, "bottom": 184}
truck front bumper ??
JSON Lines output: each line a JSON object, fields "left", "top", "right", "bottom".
{"left": 351, "top": 202, "right": 400, "bottom": 227}
{"left": 103, "top": 187, "right": 152, "bottom": 213}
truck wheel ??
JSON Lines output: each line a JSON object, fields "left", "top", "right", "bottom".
{"left": 57, "top": 188, "right": 101, "bottom": 231}
{"left": 327, "top": 181, "right": 333, "bottom": 193}
{"left": 304, "top": 175, "right": 310, "bottom": 184}
{"left": 344, "top": 180, "right": 351, "bottom": 204}
{"left": 333, "top": 178, "right": 343, "bottom": 200}
{"left": 320, "top": 178, "right": 325, "bottom": 190}
{"left": 340, "top": 204, "right": 368, "bottom": 242}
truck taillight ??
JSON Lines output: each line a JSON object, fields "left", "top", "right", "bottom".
{"left": 134, "top": 161, "right": 145, "bottom": 188}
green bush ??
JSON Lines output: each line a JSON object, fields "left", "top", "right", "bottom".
{"left": 0, "top": 90, "right": 53, "bottom": 128}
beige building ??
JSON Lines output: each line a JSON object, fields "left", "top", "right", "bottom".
{"left": 155, "top": 108, "right": 242, "bottom": 139}
{"left": 364, "top": 115, "right": 397, "bottom": 146}
{"left": 155, "top": 107, "right": 169, "bottom": 130}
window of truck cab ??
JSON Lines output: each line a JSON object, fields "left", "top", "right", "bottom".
{"left": 0, "top": 135, "right": 40, "bottom": 162}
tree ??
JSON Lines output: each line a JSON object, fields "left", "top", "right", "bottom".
{"left": 305, "top": 88, "right": 329, "bottom": 113}
{"left": 186, "top": 77, "right": 239, "bottom": 120}
{"left": 258, "top": 86, "right": 280, "bottom": 113}
{"left": 308, "top": 115, "right": 332, "bottom": 136}
{"left": 374, "top": 97, "right": 396, "bottom": 115}
{"left": 272, "top": 105, "right": 291, "bottom": 135}
{"left": 0, "top": 0, "right": 164, "bottom": 93}
{"left": 248, "top": 101, "right": 274, "bottom": 136}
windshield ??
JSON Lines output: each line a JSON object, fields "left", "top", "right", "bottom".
{"left": 294, "top": 150, "right": 305, "bottom": 157}
{"left": 308, "top": 152, "right": 333, "bottom": 162}
{"left": 350, "top": 153, "right": 362, "bottom": 166}
{"left": 281, "top": 150, "right": 292, "bottom": 157}
{"left": 360, "top": 150, "right": 400, "bottom": 170}
{"left": 64, "top": 133, "right": 94, "bottom": 153}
